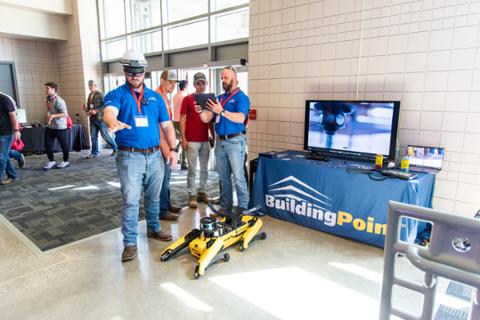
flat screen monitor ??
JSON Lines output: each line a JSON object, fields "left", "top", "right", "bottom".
{"left": 406, "top": 145, "right": 444, "bottom": 170}
{"left": 304, "top": 100, "right": 400, "bottom": 160}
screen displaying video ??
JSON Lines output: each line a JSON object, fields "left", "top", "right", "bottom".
{"left": 306, "top": 101, "right": 397, "bottom": 156}
{"left": 407, "top": 146, "right": 444, "bottom": 169}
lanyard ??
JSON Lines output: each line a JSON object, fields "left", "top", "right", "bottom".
{"left": 219, "top": 87, "right": 240, "bottom": 108}
{"left": 129, "top": 85, "right": 145, "bottom": 114}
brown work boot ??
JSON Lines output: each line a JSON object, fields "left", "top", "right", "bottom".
{"left": 147, "top": 230, "right": 172, "bottom": 242}
{"left": 168, "top": 204, "right": 182, "bottom": 213}
{"left": 197, "top": 192, "right": 210, "bottom": 203}
{"left": 121, "top": 245, "right": 137, "bottom": 262}
{"left": 0, "top": 178, "right": 16, "bottom": 186}
{"left": 160, "top": 212, "right": 179, "bottom": 221}
{"left": 209, "top": 207, "right": 229, "bottom": 219}
{"left": 188, "top": 195, "right": 198, "bottom": 208}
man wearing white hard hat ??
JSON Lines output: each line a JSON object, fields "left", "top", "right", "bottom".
{"left": 103, "top": 49, "right": 178, "bottom": 262}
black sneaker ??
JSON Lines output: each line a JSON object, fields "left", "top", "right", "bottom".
{"left": 18, "top": 153, "right": 25, "bottom": 168}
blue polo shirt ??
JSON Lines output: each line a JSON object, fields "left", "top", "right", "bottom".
{"left": 104, "top": 83, "right": 170, "bottom": 149}
{"left": 215, "top": 89, "right": 250, "bottom": 136}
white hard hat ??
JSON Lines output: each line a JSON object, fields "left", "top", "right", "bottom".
{"left": 120, "top": 49, "right": 147, "bottom": 71}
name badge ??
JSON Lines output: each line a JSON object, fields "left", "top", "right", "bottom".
{"left": 89, "top": 103, "right": 95, "bottom": 109}
{"left": 135, "top": 116, "right": 149, "bottom": 127}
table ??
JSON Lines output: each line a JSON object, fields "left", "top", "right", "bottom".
{"left": 251, "top": 151, "right": 436, "bottom": 248}
{"left": 21, "top": 124, "right": 88, "bottom": 153}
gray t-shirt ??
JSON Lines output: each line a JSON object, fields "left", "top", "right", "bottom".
{"left": 47, "top": 95, "right": 68, "bottom": 129}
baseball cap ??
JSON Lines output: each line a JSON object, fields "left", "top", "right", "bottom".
{"left": 160, "top": 70, "right": 178, "bottom": 82}
{"left": 193, "top": 72, "right": 207, "bottom": 84}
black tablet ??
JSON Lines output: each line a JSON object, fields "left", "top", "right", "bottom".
{"left": 194, "top": 93, "right": 216, "bottom": 109}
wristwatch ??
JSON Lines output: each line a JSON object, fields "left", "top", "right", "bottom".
{"left": 170, "top": 147, "right": 178, "bottom": 152}
{"left": 220, "top": 110, "right": 226, "bottom": 116}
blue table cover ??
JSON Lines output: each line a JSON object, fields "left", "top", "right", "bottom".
{"left": 251, "top": 151, "right": 436, "bottom": 248}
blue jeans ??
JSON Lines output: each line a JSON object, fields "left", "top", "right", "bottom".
{"left": 116, "top": 150, "right": 165, "bottom": 246}
{"left": 159, "top": 158, "right": 171, "bottom": 216}
{"left": 186, "top": 141, "right": 210, "bottom": 196}
{"left": 215, "top": 135, "right": 249, "bottom": 209}
{"left": 90, "top": 118, "right": 117, "bottom": 156}
{"left": 9, "top": 149, "right": 22, "bottom": 162}
{"left": 0, "top": 134, "right": 16, "bottom": 181}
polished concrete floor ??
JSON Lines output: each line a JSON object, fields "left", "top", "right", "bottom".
{"left": 0, "top": 202, "right": 447, "bottom": 320}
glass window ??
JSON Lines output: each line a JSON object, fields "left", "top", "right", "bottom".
{"left": 100, "top": 0, "right": 126, "bottom": 38}
{"left": 126, "top": 0, "right": 161, "bottom": 32}
{"left": 211, "top": 0, "right": 248, "bottom": 12}
{"left": 150, "top": 71, "right": 161, "bottom": 90}
{"left": 164, "top": 19, "right": 208, "bottom": 50}
{"left": 211, "top": 8, "right": 248, "bottom": 43}
{"left": 129, "top": 29, "right": 162, "bottom": 54}
{"left": 103, "top": 38, "right": 127, "bottom": 60}
{"left": 104, "top": 74, "right": 126, "bottom": 92}
{"left": 237, "top": 71, "right": 248, "bottom": 95}
{"left": 162, "top": 0, "right": 208, "bottom": 24}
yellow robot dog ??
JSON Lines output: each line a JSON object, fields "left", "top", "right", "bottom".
{"left": 160, "top": 204, "right": 266, "bottom": 279}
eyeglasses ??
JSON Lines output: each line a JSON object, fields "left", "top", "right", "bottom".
{"left": 222, "top": 65, "right": 237, "bottom": 73}
{"left": 125, "top": 72, "right": 144, "bottom": 77}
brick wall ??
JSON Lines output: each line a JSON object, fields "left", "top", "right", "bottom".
{"left": 248, "top": 0, "right": 480, "bottom": 216}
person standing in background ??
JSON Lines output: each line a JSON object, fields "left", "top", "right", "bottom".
{"left": 180, "top": 72, "right": 215, "bottom": 209}
{"left": 156, "top": 70, "right": 183, "bottom": 221}
{"left": 172, "top": 80, "right": 188, "bottom": 170}
{"left": 0, "top": 92, "right": 20, "bottom": 185}
{"left": 43, "top": 82, "right": 70, "bottom": 170}
{"left": 85, "top": 80, "right": 118, "bottom": 158}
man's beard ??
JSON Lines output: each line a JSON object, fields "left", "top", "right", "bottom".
{"left": 126, "top": 78, "right": 143, "bottom": 89}
{"left": 222, "top": 79, "right": 234, "bottom": 92}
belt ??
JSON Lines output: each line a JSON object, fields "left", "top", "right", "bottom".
{"left": 218, "top": 131, "right": 246, "bottom": 141}
{"left": 119, "top": 145, "right": 161, "bottom": 154}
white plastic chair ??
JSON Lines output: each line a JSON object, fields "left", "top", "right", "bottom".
{"left": 379, "top": 201, "right": 480, "bottom": 320}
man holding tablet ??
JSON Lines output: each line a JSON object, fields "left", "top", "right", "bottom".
{"left": 195, "top": 66, "right": 250, "bottom": 212}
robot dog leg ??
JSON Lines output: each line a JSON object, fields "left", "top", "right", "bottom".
{"left": 194, "top": 237, "right": 229, "bottom": 279}
{"left": 160, "top": 228, "right": 202, "bottom": 261}
{"left": 239, "top": 216, "right": 266, "bottom": 251}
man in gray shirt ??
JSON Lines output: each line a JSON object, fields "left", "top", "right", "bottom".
{"left": 44, "top": 82, "right": 70, "bottom": 170}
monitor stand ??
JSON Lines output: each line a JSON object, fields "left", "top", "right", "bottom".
{"left": 305, "top": 151, "right": 329, "bottom": 161}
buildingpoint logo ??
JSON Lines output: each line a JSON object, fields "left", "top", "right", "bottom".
{"left": 265, "top": 176, "right": 386, "bottom": 235}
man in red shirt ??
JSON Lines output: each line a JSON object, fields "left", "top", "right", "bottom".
{"left": 180, "top": 72, "right": 214, "bottom": 208}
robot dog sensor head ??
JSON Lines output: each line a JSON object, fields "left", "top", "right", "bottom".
{"left": 200, "top": 217, "right": 217, "bottom": 233}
